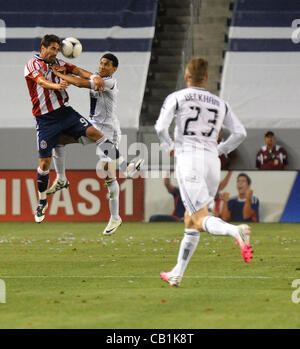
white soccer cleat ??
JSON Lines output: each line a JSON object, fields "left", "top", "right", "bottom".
{"left": 236, "top": 224, "right": 253, "bottom": 263}
{"left": 46, "top": 178, "right": 69, "bottom": 195}
{"left": 103, "top": 217, "right": 122, "bottom": 236}
{"left": 160, "top": 270, "right": 182, "bottom": 287}
{"left": 126, "top": 159, "right": 144, "bottom": 178}
{"left": 34, "top": 202, "right": 48, "bottom": 223}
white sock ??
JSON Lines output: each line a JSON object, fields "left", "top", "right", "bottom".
{"left": 172, "top": 229, "right": 200, "bottom": 277}
{"left": 202, "top": 216, "right": 239, "bottom": 239}
{"left": 106, "top": 178, "right": 120, "bottom": 220}
{"left": 53, "top": 145, "right": 66, "bottom": 181}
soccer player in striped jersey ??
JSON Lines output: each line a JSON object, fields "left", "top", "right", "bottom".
{"left": 155, "top": 58, "right": 253, "bottom": 287}
{"left": 24, "top": 35, "right": 133, "bottom": 223}
{"left": 46, "top": 53, "right": 143, "bottom": 235}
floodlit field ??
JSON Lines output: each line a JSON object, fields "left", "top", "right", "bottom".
{"left": 0, "top": 222, "right": 299, "bottom": 329}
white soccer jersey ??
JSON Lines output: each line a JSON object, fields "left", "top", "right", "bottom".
{"left": 155, "top": 86, "right": 247, "bottom": 215}
{"left": 89, "top": 75, "right": 120, "bottom": 137}
{"left": 155, "top": 87, "right": 246, "bottom": 156}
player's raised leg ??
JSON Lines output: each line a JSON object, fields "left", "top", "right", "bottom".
{"left": 161, "top": 204, "right": 253, "bottom": 287}
{"left": 86, "top": 126, "right": 143, "bottom": 178}
{"left": 202, "top": 215, "right": 253, "bottom": 263}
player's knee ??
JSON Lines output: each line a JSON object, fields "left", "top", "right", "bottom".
{"left": 195, "top": 217, "right": 206, "bottom": 232}
{"left": 184, "top": 212, "right": 196, "bottom": 230}
{"left": 86, "top": 126, "right": 101, "bottom": 141}
{"left": 186, "top": 214, "right": 205, "bottom": 232}
{"left": 39, "top": 158, "right": 51, "bottom": 171}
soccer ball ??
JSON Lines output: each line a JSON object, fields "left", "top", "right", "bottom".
{"left": 61, "top": 37, "right": 82, "bottom": 59}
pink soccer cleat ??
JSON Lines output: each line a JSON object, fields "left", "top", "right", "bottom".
{"left": 160, "top": 270, "right": 182, "bottom": 287}
{"left": 236, "top": 224, "right": 253, "bottom": 263}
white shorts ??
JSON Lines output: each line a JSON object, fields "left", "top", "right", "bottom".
{"left": 175, "top": 145, "right": 221, "bottom": 215}
{"left": 78, "top": 123, "right": 119, "bottom": 162}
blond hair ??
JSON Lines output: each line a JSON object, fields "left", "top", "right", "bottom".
{"left": 185, "top": 58, "right": 208, "bottom": 85}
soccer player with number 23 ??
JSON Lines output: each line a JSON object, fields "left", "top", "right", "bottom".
{"left": 155, "top": 58, "right": 253, "bottom": 287}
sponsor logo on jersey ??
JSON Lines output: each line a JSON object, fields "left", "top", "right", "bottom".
{"left": 32, "top": 70, "right": 39, "bottom": 78}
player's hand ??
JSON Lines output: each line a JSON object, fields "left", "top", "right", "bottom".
{"left": 222, "top": 192, "right": 230, "bottom": 202}
{"left": 52, "top": 67, "right": 65, "bottom": 80}
{"left": 169, "top": 149, "right": 174, "bottom": 157}
{"left": 52, "top": 64, "right": 67, "bottom": 74}
{"left": 57, "top": 80, "right": 69, "bottom": 90}
{"left": 93, "top": 76, "right": 105, "bottom": 92}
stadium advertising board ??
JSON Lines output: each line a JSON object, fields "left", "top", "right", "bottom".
{"left": 144, "top": 171, "right": 300, "bottom": 223}
{"left": 0, "top": 171, "right": 144, "bottom": 222}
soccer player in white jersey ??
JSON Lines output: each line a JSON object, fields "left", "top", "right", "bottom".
{"left": 24, "top": 35, "right": 131, "bottom": 224}
{"left": 155, "top": 58, "right": 253, "bottom": 287}
{"left": 47, "top": 53, "right": 142, "bottom": 235}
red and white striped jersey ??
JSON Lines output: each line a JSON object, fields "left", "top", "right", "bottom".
{"left": 24, "top": 54, "right": 76, "bottom": 116}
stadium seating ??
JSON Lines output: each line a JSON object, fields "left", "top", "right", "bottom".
{"left": 220, "top": 0, "right": 300, "bottom": 129}
{"left": 0, "top": 0, "right": 157, "bottom": 129}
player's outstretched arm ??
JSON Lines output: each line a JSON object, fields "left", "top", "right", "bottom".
{"left": 53, "top": 68, "right": 91, "bottom": 89}
{"left": 71, "top": 66, "right": 104, "bottom": 91}
{"left": 72, "top": 66, "right": 93, "bottom": 79}
{"left": 36, "top": 76, "right": 69, "bottom": 90}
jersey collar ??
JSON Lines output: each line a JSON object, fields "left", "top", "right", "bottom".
{"left": 34, "top": 54, "right": 58, "bottom": 65}
{"left": 190, "top": 86, "right": 207, "bottom": 91}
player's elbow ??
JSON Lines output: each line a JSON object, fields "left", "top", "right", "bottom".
{"left": 234, "top": 129, "right": 247, "bottom": 145}
{"left": 154, "top": 123, "right": 162, "bottom": 135}
{"left": 238, "top": 128, "right": 247, "bottom": 140}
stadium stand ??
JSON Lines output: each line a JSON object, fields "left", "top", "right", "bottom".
{"left": 139, "top": 0, "right": 234, "bottom": 169}
{"left": 220, "top": 0, "right": 300, "bottom": 169}
{"left": 140, "top": 0, "right": 233, "bottom": 126}
{"left": 0, "top": 0, "right": 157, "bottom": 169}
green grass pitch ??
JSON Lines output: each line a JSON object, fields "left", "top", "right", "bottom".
{"left": 0, "top": 222, "right": 299, "bottom": 329}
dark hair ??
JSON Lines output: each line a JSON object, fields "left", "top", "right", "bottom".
{"left": 101, "top": 53, "right": 119, "bottom": 67}
{"left": 237, "top": 173, "right": 251, "bottom": 186}
{"left": 40, "top": 34, "right": 60, "bottom": 48}
{"left": 265, "top": 131, "right": 274, "bottom": 137}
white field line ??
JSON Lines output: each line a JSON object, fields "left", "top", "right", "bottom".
{"left": 0, "top": 275, "right": 297, "bottom": 280}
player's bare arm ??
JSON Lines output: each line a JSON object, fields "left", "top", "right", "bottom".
{"left": 36, "top": 75, "right": 69, "bottom": 90}
{"left": 71, "top": 66, "right": 104, "bottom": 91}
{"left": 52, "top": 64, "right": 67, "bottom": 74}
{"left": 52, "top": 67, "right": 91, "bottom": 89}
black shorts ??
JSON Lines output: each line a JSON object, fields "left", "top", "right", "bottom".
{"left": 35, "top": 105, "right": 92, "bottom": 158}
